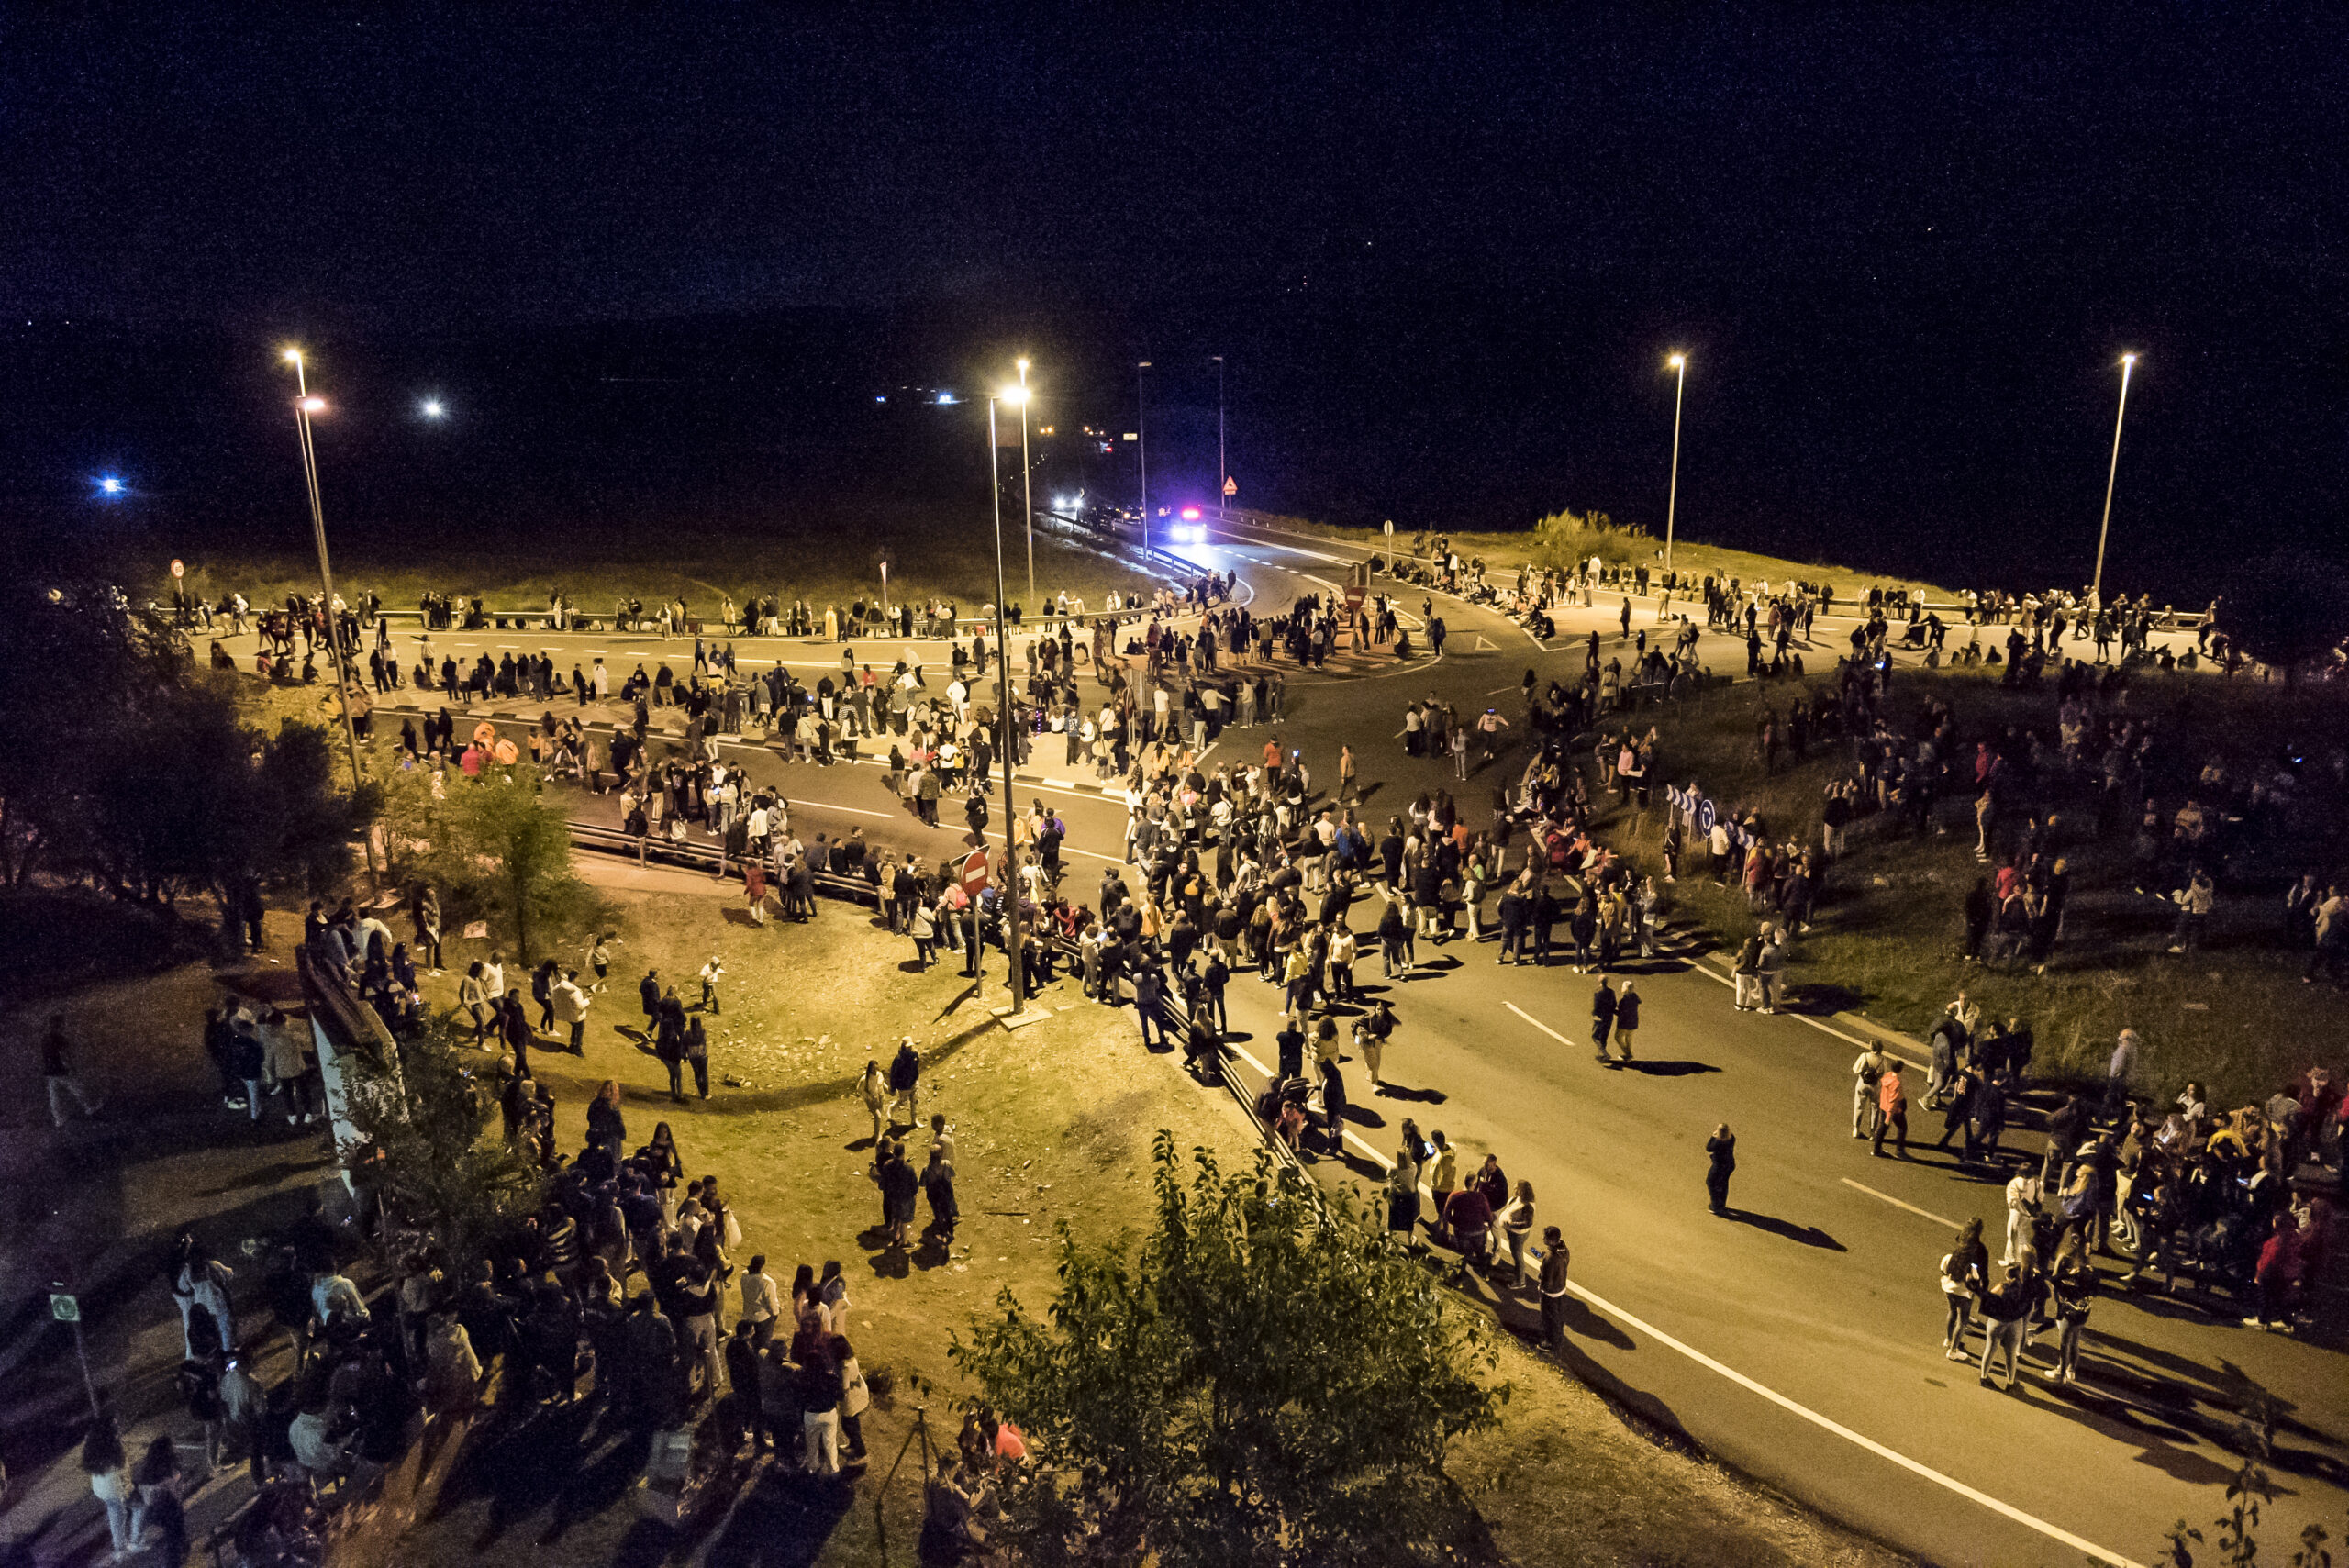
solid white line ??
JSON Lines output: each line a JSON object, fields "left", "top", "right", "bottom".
{"left": 1440, "top": 995, "right": 2138, "bottom": 1562}
{"left": 1840, "top": 1177, "right": 1963, "bottom": 1231}
{"left": 1560, "top": 1278, "right": 2143, "bottom": 1568}
{"left": 1504, "top": 1000, "right": 1578, "bottom": 1048}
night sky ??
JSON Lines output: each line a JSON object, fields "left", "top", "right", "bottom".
{"left": 5, "top": 7, "right": 2343, "bottom": 595}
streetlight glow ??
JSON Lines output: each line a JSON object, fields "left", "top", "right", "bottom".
{"left": 281, "top": 348, "right": 303, "bottom": 365}
{"left": 421, "top": 398, "right": 445, "bottom": 418}
{"left": 1667, "top": 352, "right": 1686, "bottom": 369}
{"left": 999, "top": 384, "right": 1030, "bottom": 406}
{"left": 98, "top": 476, "right": 124, "bottom": 495}
{"left": 299, "top": 396, "right": 328, "bottom": 413}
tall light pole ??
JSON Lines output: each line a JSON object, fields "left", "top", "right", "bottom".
{"left": 1017, "top": 357, "right": 1035, "bottom": 606}
{"left": 2090, "top": 352, "right": 2139, "bottom": 607}
{"left": 1663, "top": 352, "right": 1687, "bottom": 577}
{"left": 1213, "top": 354, "right": 1227, "bottom": 519}
{"left": 986, "top": 388, "right": 1029, "bottom": 1017}
{"left": 283, "top": 349, "right": 378, "bottom": 883}
{"left": 1136, "top": 360, "right": 1152, "bottom": 554}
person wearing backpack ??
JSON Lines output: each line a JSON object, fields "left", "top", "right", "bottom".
{"left": 1850, "top": 1044, "right": 1892, "bottom": 1140}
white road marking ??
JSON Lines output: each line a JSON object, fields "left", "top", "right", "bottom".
{"left": 1505, "top": 1001, "right": 1577, "bottom": 1047}
{"left": 1558, "top": 1279, "right": 2144, "bottom": 1568}
{"left": 1841, "top": 1177, "right": 1964, "bottom": 1231}
{"left": 1474, "top": 634, "right": 1499, "bottom": 651}
{"left": 1289, "top": 1042, "right": 2140, "bottom": 1564}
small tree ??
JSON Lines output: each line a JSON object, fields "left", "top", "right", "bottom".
{"left": 379, "top": 761, "right": 590, "bottom": 962}
{"left": 952, "top": 1133, "right": 1507, "bottom": 1568}
{"left": 1529, "top": 508, "right": 1653, "bottom": 575}
{"left": 339, "top": 1018, "right": 542, "bottom": 1271}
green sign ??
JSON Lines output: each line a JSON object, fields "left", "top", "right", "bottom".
{"left": 50, "top": 1293, "right": 79, "bottom": 1323}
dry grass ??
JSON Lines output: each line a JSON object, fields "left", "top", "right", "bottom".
{"left": 369, "top": 879, "right": 1908, "bottom": 1566}
{"left": 1234, "top": 510, "right": 1951, "bottom": 604}
{"left": 1592, "top": 663, "right": 2349, "bottom": 1104}
{"left": 162, "top": 506, "right": 1157, "bottom": 628}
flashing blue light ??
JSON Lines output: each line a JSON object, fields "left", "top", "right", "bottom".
{"left": 97, "top": 475, "right": 125, "bottom": 496}
{"left": 875, "top": 395, "right": 887, "bottom": 403}
{"left": 935, "top": 391, "right": 958, "bottom": 406}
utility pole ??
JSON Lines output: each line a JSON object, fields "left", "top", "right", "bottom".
{"left": 1213, "top": 354, "right": 1227, "bottom": 518}
{"left": 1137, "top": 361, "right": 1152, "bottom": 554}
{"left": 986, "top": 396, "right": 1026, "bottom": 1016}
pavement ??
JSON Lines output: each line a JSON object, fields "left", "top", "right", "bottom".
{"left": 186, "top": 519, "right": 2332, "bottom": 1567}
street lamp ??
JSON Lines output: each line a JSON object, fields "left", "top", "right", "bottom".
{"left": 1136, "top": 361, "right": 1152, "bottom": 554}
{"left": 281, "top": 348, "right": 378, "bottom": 882}
{"left": 1663, "top": 352, "right": 1687, "bottom": 577}
{"left": 420, "top": 398, "right": 446, "bottom": 419}
{"left": 1016, "top": 357, "right": 1035, "bottom": 606}
{"left": 2090, "top": 353, "right": 2139, "bottom": 607}
{"left": 986, "top": 386, "right": 1030, "bottom": 1018}
{"left": 1213, "top": 354, "right": 1227, "bottom": 521}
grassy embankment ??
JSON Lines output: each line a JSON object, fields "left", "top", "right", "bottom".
{"left": 154, "top": 504, "right": 1156, "bottom": 628}
{"left": 354, "top": 875, "right": 1898, "bottom": 1568}
{"left": 1586, "top": 662, "right": 2349, "bottom": 1106}
{"left": 1233, "top": 508, "right": 1954, "bottom": 606}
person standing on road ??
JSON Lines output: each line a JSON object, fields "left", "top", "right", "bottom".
{"left": 1976, "top": 1260, "right": 2043, "bottom": 1390}
{"left": 1941, "top": 1218, "right": 1989, "bottom": 1361}
{"left": 1872, "top": 1064, "right": 1909, "bottom": 1158}
{"left": 2050, "top": 1251, "right": 2095, "bottom": 1382}
{"left": 1537, "top": 1227, "right": 1572, "bottom": 1349}
{"left": 1850, "top": 1042, "right": 1890, "bottom": 1140}
{"left": 1589, "top": 978, "right": 1618, "bottom": 1065}
{"left": 1705, "top": 1124, "right": 1737, "bottom": 1214}
{"left": 1610, "top": 982, "right": 1640, "bottom": 1063}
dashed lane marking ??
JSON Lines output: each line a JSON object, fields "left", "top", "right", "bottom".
{"left": 1840, "top": 1177, "right": 1964, "bottom": 1231}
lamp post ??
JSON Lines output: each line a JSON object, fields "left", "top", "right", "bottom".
{"left": 1213, "top": 353, "right": 1227, "bottom": 519}
{"left": 1663, "top": 352, "right": 1687, "bottom": 577}
{"left": 282, "top": 349, "right": 379, "bottom": 883}
{"left": 986, "top": 388, "right": 1029, "bottom": 1017}
{"left": 1017, "top": 357, "right": 1035, "bottom": 606}
{"left": 1136, "top": 360, "right": 1152, "bottom": 554}
{"left": 2090, "top": 353, "right": 2139, "bottom": 608}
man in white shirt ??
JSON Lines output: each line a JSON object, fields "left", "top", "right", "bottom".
{"left": 551, "top": 969, "right": 592, "bottom": 1053}
{"left": 738, "top": 1254, "right": 782, "bottom": 1351}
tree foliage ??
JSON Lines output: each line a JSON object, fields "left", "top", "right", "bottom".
{"left": 0, "top": 574, "right": 368, "bottom": 901}
{"left": 952, "top": 1133, "right": 1507, "bottom": 1568}
{"left": 2218, "top": 548, "right": 2349, "bottom": 683}
{"left": 1529, "top": 508, "right": 1653, "bottom": 575}
{"left": 339, "top": 1017, "right": 543, "bottom": 1272}
{"left": 378, "top": 760, "right": 590, "bottom": 962}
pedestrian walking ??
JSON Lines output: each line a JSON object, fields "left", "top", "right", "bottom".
{"left": 39, "top": 1014, "right": 104, "bottom": 1127}
{"left": 860, "top": 1061, "right": 887, "bottom": 1144}
{"left": 1704, "top": 1123, "right": 1736, "bottom": 1214}
{"left": 1610, "top": 982, "right": 1639, "bottom": 1062}
{"left": 887, "top": 1038, "right": 921, "bottom": 1127}
{"left": 1589, "top": 978, "right": 1618, "bottom": 1063}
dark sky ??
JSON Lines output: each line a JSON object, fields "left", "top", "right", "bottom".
{"left": 5, "top": 6, "right": 2343, "bottom": 591}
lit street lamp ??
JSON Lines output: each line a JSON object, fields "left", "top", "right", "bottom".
{"left": 1663, "top": 352, "right": 1687, "bottom": 576}
{"left": 986, "top": 385, "right": 1031, "bottom": 1017}
{"left": 420, "top": 398, "right": 446, "bottom": 419}
{"left": 281, "top": 349, "right": 378, "bottom": 882}
{"left": 2090, "top": 352, "right": 2139, "bottom": 607}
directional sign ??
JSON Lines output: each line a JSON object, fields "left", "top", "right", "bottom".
{"left": 50, "top": 1292, "right": 79, "bottom": 1323}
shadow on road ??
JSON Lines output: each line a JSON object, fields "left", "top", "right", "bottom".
{"left": 1614, "top": 1060, "right": 1720, "bottom": 1078}
{"left": 1719, "top": 1209, "right": 1845, "bottom": 1251}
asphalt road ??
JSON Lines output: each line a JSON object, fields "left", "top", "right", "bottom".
{"left": 222, "top": 523, "right": 2334, "bottom": 1566}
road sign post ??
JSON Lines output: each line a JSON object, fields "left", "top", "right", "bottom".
{"left": 50, "top": 1285, "right": 99, "bottom": 1419}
